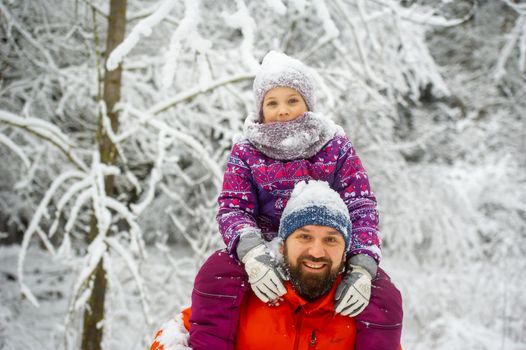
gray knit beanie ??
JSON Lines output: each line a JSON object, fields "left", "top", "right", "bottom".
{"left": 253, "top": 51, "right": 317, "bottom": 118}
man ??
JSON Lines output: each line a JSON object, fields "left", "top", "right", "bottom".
{"left": 151, "top": 181, "right": 402, "bottom": 349}
{"left": 234, "top": 181, "right": 356, "bottom": 349}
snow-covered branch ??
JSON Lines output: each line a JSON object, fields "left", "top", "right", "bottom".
{"left": 0, "top": 132, "right": 31, "bottom": 168}
{"left": 107, "top": 0, "right": 180, "bottom": 71}
{"left": 131, "top": 129, "right": 168, "bottom": 216}
{"left": 148, "top": 73, "right": 254, "bottom": 115}
{"left": 161, "top": 0, "right": 205, "bottom": 87}
{"left": 503, "top": 0, "right": 526, "bottom": 15}
{"left": 494, "top": 15, "right": 526, "bottom": 80}
{"left": 80, "top": 0, "right": 109, "bottom": 19}
{"left": 221, "top": 0, "right": 259, "bottom": 72}
{"left": 65, "top": 233, "right": 107, "bottom": 328}
{"left": 0, "top": 2, "right": 58, "bottom": 70}
{"left": 0, "top": 110, "right": 88, "bottom": 171}
{"left": 4, "top": 1, "right": 525, "bottom": 348}
{"left": 17, "top": 170, "right": 86, "bottom": 307}
{"left": 105, "top": 236, "right": 152, "bottom": 325}
{"left": 105, "top": 197, "right": 146, "bottom": 259}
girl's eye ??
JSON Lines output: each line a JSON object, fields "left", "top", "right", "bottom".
{"left": 288, "top": 98, "right": 299, "bottom": 104}
{"left": 266, "top": 101, "right": 277, "bottom": 107}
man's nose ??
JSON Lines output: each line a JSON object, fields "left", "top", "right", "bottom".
{"left": 308, "top": 240, "right": 325, "bottom": 258}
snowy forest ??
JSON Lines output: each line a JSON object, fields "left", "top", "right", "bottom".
{"left": 0, "top": 0, "right": 525, "bottom": 349}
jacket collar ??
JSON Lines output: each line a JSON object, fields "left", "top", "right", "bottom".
{"left": 283, "top": 275, "right": 342, "bottom": 315}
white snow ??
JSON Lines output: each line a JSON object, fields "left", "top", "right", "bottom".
{"left": 1, "top": 1, "right": 525, "bottom": 350}
{"left": 256, "top": 50, "right": 315, "bottom": 81}
{"left": 282, "top": 180, "right": 350, "bottom": 220}
{"left": 0, "top": 110, "right": 88, "bottom": 171}
{"left": 312, "top": 0, "right": 339, "bottom": 39}
{"left": 155, "top": 315, "right": 191, "bottom": 350}
{"left": 0, "top": 132, "right": 30, "bottom": 168}
{"left": 493, "top": 15, "right": 526, "bottom": 80}
{"left": 221, "top": 1, "right": 259, "bottom": 72}
{"left": 264, "top": 0, "right": 287, "bottom": 15}
{"left": 161, "top": 0, "right": 203, "bottom": 88}
{"left": 1, "top": 245, "right": 196, "bottom": 350}
{"left": 131, "top": 129, "right": 168, "bottom": 216}
{"left": 106, "top": 0, "right": 180, "bottom": 71}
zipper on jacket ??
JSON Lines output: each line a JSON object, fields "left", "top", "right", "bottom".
{"left": 310, "top": 330, "right": 317, "bottom": 348}
{"left": 293, "top": 306, "right": 303, "bottom": 350}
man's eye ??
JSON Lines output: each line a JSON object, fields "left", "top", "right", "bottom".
{"left": 299, "top": 234, "right": 311, "bottom": 240}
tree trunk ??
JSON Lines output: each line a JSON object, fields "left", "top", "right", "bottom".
{"left": 81, "top": 1, "right": 127, "bottom": 349}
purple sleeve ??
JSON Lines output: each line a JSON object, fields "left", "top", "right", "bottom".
{"left": 216, "top": 143, "right": 260, "bottom": 256}
{"left": 333, "top": 136, "right": 382, "bottom": 263}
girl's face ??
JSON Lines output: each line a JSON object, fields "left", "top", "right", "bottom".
{"left": 262, "top": 87, "right": 308, "bottom": 123}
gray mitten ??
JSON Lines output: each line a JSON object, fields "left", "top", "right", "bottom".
{"left": 334, "top": 254, "right": 377, "bottom": 317}
{"left": 237, "top": 231, "right": 287, "bottom": 303}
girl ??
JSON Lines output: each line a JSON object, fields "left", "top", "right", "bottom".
{"left": 189, "top": 51, "right": 403, "bottom": 350}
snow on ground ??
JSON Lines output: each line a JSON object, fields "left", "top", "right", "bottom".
{"left": 0, "top": 244, "right": 197, "bottom": 350}
{"left": 383, "top": 256, "right": 526, "bottom": 350}
{"left": 1, "top": 245, "right": 525, "bottom": 349}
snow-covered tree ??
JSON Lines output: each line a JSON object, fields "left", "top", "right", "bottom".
{"left": 0, "top": 0, "right": 524, "bottom": 349}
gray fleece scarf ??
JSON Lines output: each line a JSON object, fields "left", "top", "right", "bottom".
{"left": 243, "top": 112, "right": 343, "bottom": 161}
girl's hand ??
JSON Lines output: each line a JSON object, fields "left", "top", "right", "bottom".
{"left": 242, "top": 245, "right": 287, "bottom": 303}
{"left": 334, "top": 265, "right": 372, "bottom": 317}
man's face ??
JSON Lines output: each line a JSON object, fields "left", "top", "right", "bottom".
{"left": 282, "top": 225, "right": 346, "bottom": 301}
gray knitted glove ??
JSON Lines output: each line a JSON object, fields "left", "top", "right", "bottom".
{"left": 237, "top": 231, "right": 287, "bottom": 303}
{"left": 334, "top": 254, "right": 377, "bottom": 317}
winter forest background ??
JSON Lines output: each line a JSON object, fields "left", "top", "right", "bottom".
{"left": 0, "top": 0, "right": 525, "bottom": 349}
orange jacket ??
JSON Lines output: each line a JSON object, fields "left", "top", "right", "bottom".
{"left": 164, "top": 277, "right": 356, "bottom": 350}
{"left": 151, "top": 281, "right": 403, "bottom": 350}
{"left": 234, "top": 278, "right": 356, "bottom": 349}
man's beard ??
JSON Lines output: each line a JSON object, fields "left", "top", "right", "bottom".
{"left": 284, "top": 246, "right": 344, "bottom": 301}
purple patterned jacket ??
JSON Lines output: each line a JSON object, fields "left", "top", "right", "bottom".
{"left": 216, "top": 134, "right": 382, "bottom": 263}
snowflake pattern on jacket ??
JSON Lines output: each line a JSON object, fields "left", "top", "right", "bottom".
{"left": 217, "top": 134, "right": 382, "bottom": 262}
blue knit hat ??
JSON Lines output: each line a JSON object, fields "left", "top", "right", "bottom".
{"left": 279, "top": 180, "right": 352, "bottom": 251}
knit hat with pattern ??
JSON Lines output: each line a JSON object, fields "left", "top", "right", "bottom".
{"left": 279, "top": 180, "right": 351, "bottom": 251}
{"left": 253, "top": 51, "right": 317, "bottom": 118}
